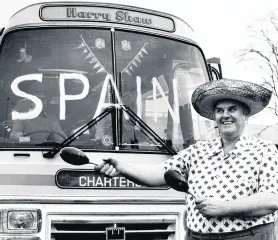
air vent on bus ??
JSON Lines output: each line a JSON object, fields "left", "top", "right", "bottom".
{"left": 50, "top": 214, "right": 177, "bottom": 240}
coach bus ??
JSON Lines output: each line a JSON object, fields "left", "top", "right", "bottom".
{"left": 0, "top": 1, "right": 222, "bottom": 240}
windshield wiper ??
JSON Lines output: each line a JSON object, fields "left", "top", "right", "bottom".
{"left": 43, "top": 107, "right": 113, "bottom": 158}
{"left": 43, "top": 104, "right": 177, "bottom": 158}
{"left": 121, "top": 105, "right": 177, "bottom": 155}
{"left": 35, "top": 141, "right": 60, "bottom": 147}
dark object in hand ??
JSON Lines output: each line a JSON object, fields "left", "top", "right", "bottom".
{"left": 60, "top": 147, "right": 91, "bottom": 165}
{"left": 164, "top": 169, "right": 189, "bottom": 192}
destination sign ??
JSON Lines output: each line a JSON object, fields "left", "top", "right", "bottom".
{"left": 56, "top": 169, "right": 168, "bottom": 189}
{"left": 40, "top": 6, "right": 175, "bottom": 32}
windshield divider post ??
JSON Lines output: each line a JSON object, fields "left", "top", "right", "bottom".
{"left": 110, "top": 27, "right": 119, "bottom": 150}
{"left": 118, "top": 73, "right": 123, "bottom": 145}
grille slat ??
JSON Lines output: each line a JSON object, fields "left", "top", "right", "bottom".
{"left": 50, "top": 214, "right": 177, "bottom": 240}
{"left": 52, "top": 230, "right": 175, "bottom": 234}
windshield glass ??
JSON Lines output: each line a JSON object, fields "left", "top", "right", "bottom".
{"left": 115, "top": 31, "right": 214, "bottom": 150}
{"left": 0, "top": 28, "right": 213, "bottom": 151}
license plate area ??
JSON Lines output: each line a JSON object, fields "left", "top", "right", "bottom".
{"left": 106, "top": 227, "right": 125, "bottom": 240}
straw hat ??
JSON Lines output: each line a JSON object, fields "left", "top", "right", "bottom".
{"left": 191, "top": 79, "right": 272, "bottom": 120}
{"left": 17, "top": 48, "right": 32, "bottom": 63}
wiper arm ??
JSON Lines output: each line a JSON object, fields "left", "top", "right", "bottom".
{"left": 43, "top": 104, "right": 177, "bottom": 158}
{"left": 43, "top": 107, "right": 114, "bottom": 158}
{"left": 35, "top": 141, "right": 60, "bottom": 147}
{"left": 121, "top": 105, "right": 177, "bottom": 156}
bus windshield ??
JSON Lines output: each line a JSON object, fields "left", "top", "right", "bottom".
{"left": 0, "top": 28, "right": 214, "bottom": 151}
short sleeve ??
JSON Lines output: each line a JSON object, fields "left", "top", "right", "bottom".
{"left": 163, "top": 146, "right": 192, "bottom": 178}
{"left": 258, "top": 143, "right": 278, "bottom": 193}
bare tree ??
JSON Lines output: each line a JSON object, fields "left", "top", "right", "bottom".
{"left": 237, "top": 9, "right": 278, "bottom": 116}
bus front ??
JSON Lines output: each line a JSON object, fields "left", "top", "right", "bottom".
{"left": 0, "top": 2, "right": 215, "bottom": 240}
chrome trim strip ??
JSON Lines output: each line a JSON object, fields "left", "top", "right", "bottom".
{"left": 52, "top": 230, "right": 174, "bottom": 234}
{"left": 0, "top": 196, "right": 185, "bottom": 204}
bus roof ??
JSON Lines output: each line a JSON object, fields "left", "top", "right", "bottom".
{"left": 3, "top": 1, "right": 198, "bottom": 44}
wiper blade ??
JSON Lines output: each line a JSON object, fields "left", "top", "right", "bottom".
{"left": 35, "top": 141, "right": 60, "bottom": 147}
{"left": 122, "top": 105, "right": 177, "bottom": 156}
{"left": 43, "top": 107, "right": 113, "bottom": 158}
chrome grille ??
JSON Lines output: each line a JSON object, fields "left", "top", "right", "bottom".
{"left": 50, "top": 215, "right": 177, "bottom": 240}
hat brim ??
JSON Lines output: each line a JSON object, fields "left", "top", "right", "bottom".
{"left": 191, "top": 79, "right": 272, "bottom": 120}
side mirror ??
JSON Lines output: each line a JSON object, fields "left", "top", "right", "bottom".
{"left": 207, "top": 57, "right": 223, "bottom": 80}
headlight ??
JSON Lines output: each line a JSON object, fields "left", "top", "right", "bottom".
{"left": 8, "top": 211, "right": 38, "bottom": 230}
{"left": 2, "top": 210, "right": 41, "bottom": 233}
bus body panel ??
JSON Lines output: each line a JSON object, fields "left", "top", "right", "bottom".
{"left": 0, "top": 151, "right": 186, "bottom": 198}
